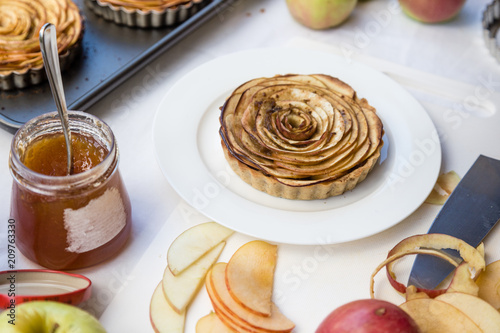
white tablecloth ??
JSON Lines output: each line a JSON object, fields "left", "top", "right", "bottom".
{"left": 1, "top": 0, "right": 499, "bottom": 332}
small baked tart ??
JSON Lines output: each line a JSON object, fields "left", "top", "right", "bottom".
{"left": 0, "top": 0, "right": 83, "bottom": 90}
{"left": 219, "top": 74, "right": 384, "bottom": 200}
{"left": 85, "top": 0, "right": 208, "bottom": 28}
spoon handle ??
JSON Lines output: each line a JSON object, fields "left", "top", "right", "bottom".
{"left": 39, "top": 23, "right": 73, "bottom": 175}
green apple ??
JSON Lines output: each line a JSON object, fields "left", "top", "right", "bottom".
{"left": 286, "top": 0, "right": 358, "bottom": 30}
{"left": 0, "top": 301, "right": 106, "bottom": 332}
{"left": 399, "top": 0, "right": 467, "bottom": 24}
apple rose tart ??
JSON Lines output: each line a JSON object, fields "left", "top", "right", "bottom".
{"left": 0, "top": 0, "right": 83, "bottom": 90}
{"left": 219, "top": 74, "right": 384, "bottom": 200}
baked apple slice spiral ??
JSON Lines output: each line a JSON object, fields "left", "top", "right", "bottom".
{"left": 219, "top": 74, "right": 384, "bottom": 200}
{"left": 0, "top": 0, "right": 82, "bottom": 79}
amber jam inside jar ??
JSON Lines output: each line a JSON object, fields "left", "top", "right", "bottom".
{"left": 9, "top": 111, "right": 132, "bottom": 270}
{"left": 23, "top": 132, "right": 109, "bottom": 176}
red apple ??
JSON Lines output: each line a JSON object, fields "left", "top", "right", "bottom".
{"left": 286, "top": 0, "right": 358, "bottom": 30}
{"left": 315, "top": 299, "right": 420, "bottom": 333}
{"left": 399, "top": 0, "right": 467, "bottom": 24}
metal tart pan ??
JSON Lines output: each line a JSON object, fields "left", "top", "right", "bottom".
{"left": 0, "top": 0, "right": 236, "bottom": 130}
{"left": 0, "top": 46, "right": 81, "bottom": 91}
{"left": 85, "top": 0, "right": 209, "bottom": 28}
{"left": 483, "top": 0, "right": 500, "bottom": 62}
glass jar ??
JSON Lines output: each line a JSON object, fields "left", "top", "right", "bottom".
{"left": 9, "top": 111, "right": 132, "bottom": 270}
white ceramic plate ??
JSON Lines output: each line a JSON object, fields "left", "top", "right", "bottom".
{"left": 153, "top": 47, "right": 441, "bottom": 245}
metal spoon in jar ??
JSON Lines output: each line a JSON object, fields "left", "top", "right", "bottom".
{"left": 39, "top": 23, "right": 73, "bottom": 175}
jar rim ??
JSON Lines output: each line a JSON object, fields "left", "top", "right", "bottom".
{"left": 9, "top": 111, "right": 118, "bottom": 192}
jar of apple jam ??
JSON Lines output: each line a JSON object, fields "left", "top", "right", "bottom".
{"left": 9, "top": 111, "right": 131, "bottom": 270}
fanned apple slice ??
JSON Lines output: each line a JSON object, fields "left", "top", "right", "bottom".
{"left": 476, "top": 260, "right": 500, "bottom": 310}
{"left": 211, "top": 299, "right": 268, "bottom": 333}
{"left": 163, "top": 242, "right": 225, "bottom": 313}
{"left": 196, "top": 312, "right": 235, "bottom": 333}
{"left": 168, "top": 222, "right": 234, "bottom": 275}
{"left": 209, "top": 263, "right": 295, "bottom": 333}
{"left": 150, "top": 282, "right": 185, "bottom": 333}
{"left": 436, "top": 292, "right": 500, "bottom": 333}
{"left": 206, "top": 268, "right": 274, "bottom": 333}
{"left": 225, "top": 240, "right": 277, "bottom": 317}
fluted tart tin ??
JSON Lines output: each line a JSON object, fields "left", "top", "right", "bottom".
{"left": 85, "top": 0, "right": 209, "bottom": 28}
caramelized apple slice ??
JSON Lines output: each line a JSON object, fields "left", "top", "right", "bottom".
{"left": 226, "top": 240, "right": 277, "bottom": 317}
{"left": 209, "top": 292, "right": 267, "bottom": 333}
{"left": 208, "top": 263, "right": 295, "bottom": 333}
{"left": 206, "top": 268, "right": 274, "bottom": 333}
{"left": 196, "top": 312, "right": 235, "bottom": 333}
{"left": 150, "top": 282, "right": 185, "bottom": 333}
{"left": 167, "top": 222, "right": 233, "bottom": 275}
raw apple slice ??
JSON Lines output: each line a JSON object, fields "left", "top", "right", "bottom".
{"left": 226, "top": 240, "right": 277, "bottom": 317}
{"left": 163, "top": 242, "right": 225, "bottom": 313}
{"left": 446, "top": 262, "right": 479, "bottom": 296}
{"left": 476, "top": 260, "right": 500, "bottom": 310}
{"left": 167, "top": 222, "right": 234, "bottom": 276}
{"left": 435, "top": 292, "right": 500, "bottom": 332}
{"left": 399, "top": 298, "right": 481, "bottom": 332}
{"left": 150, "top": 282, "right": 185, "bottom": 333}
{"left": 196, "top": 312, "right": 235, "bottom": 333}
{"left": 425, "top": 170, "right": 461, "bottom": 205}
{"left": 0, "top": 301, "right": 105, "bottom": 333}
{"left": 208, "top": 263, "right": 295, "bottom": 333}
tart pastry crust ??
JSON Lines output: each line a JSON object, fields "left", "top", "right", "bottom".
{"left": 219, "top": 74, "right": 384, "bottom": 200}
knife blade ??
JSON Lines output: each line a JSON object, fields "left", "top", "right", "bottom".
{"left": 408, "top": 154, "right": 500, "bottom": 289}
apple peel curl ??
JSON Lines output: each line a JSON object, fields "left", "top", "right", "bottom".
{"left": 370, "top": 248, "right": 457, "bottom": 299}
{"left": 370, "top": 234, "right": 485, "bottom": 299}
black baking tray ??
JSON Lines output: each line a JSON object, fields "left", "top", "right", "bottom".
{"left": 0, "top": 0, "right": 235, "bottom": 131}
